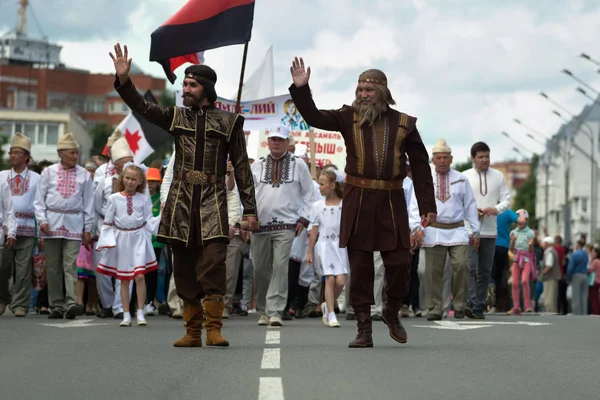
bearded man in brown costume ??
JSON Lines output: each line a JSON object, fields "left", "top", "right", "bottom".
{"left": 110, "top": 43, "right": 258, "bottom": 348}
{"left": 289, "top": 58, "right": 437, "bottom": 348}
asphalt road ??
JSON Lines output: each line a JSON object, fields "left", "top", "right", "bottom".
{"left": 0, "top": 312, "right": 598, "bottom": 400}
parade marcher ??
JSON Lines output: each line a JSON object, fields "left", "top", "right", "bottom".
{"left": 289, "top": 58, "right": 436, "bottom": 348}
{"left": 146, "top": 167, "right": 163, "bottom": 316}
{"left": 96, "top": 164, "right": 160, "bottom": 327}
{"left": 93, "top": 129, "right": 122, "bottom": 188}
{"left": 251, "top": 125, "right": 314, "bottom": 327}
{"left": 307, "top": 169, "right": 348, "bottom": 327}
{"left": 421, "top": 139, "right": 480, "bottom": 321}
{"left": 111, "top": 43, "right": 257, "bottom": 347}
{"left": 34, "top": 133, "right": 94, "bottom": 319}
{"left": 0, "top": 133, "right": 35, "bottom": 317}
{"left": 508, "top": 210, "right": 536, "bottom": 315}
{"left": 463, "top": 142, "right": 511, "bottom": 319}
{"left": 94, "top": 137, "right": 134, "bottom": 319}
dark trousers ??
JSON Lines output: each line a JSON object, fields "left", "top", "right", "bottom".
{"left": 144, "top": 248, "right": 161, "bottom": 304}
{"left": 491, "top": 246, "right": 509, "bottom": 310}
{"left": 171, "top": 241, "right": 228, "bottom": 305}
{"left": 403, "top": 248, "right": 420, "bottom": 309}
{"left": 285, "top": 259, "right": 302, "bottom": 312}
{"left": 557, "top": 278, "right": 569, "bottom": 315}
{"left": 347, "top": 245, "right": 411, "bottom": 308}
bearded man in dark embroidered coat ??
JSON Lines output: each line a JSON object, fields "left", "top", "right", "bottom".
{"left": 110, "top": 44, "right": 258, "bottom": 348}
{"left": 289, "top": 57, "right": 437, "bottom": 348}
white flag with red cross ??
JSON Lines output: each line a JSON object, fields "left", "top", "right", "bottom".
{"left": 115, "top": 113, "right": 155, "bottom": 163}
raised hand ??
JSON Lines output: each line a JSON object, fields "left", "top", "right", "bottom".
{"left": 290, "top": 57, "right": 311, "bottom": 87}
{"left": 109, "top": 43, "right": 132, "bottom": 85}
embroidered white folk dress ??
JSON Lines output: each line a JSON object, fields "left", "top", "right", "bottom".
{"left": 310, "top": 200, "right": 349, "bottom": 276}
{"left": 34, "top": 163, "right": 94, "bottom": 240}
{"left": 96, "top": 192, "right": 160, "bottom": 280}
{"left": 422, "top": 168, "right": 480, "bottom": 247}
{"left": 0, "top": 167, "right": 37, "bottom": 238}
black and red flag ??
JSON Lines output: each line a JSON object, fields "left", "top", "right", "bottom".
{"left": 150, "top": 0, "right": 256, "bottom": 84}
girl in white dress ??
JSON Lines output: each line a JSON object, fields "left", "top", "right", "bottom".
{"left": 307, "top": 169, "right": 348, "bottom": 327}
{"left": 96, "top": 164, "right": 160, "bottom": 327}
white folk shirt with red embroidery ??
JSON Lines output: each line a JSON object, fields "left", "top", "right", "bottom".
{"left": 0, "top": 179, "right": 16, "bottom": 239}
{"left": 462, "top": 167, "right": 511, "bottom": 238}
{"left": 34, "top": 163, "right": 95, "bottom": 240}
{"left": 93, "top": 161, "right": 116, "bottom": 190}
{"left": 251, "top": 152, "right": 314, "bottom": 232}
{"left": 422, "top": 168, "right": 480, "bottom": 247}
{"left": 0, "top": 167, "right": 38, "bottom": 237}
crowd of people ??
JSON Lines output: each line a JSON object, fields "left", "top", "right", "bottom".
{"left": 0, "top": 47, "right": 598, "bottom": 352}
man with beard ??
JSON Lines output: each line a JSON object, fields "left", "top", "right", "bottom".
{"left": 110, "top": 43, "right": 258, "bottom": 348}
{"left": 289, "top": 57, "right": 437, "bottom": 348}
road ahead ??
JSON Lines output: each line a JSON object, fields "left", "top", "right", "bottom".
{"left": 1, "top": 312, "right": 597, "bottom": 400}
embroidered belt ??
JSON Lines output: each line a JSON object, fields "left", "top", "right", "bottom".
{"left": 105, "top": 221, "right": 147, "bottom": 231}
{"left": 345, "top": 174, "right": 403, "bottom": 190}
{"left": 174, "top": 170, "right": 222, "bottom": 185}
{"left": 47, "top": 208, "right": 80, "bottom": 214}
{"left": 15, "top": 212, "right": 35, "bottom": 219}
{"left": 430, "top": 221, "right": 464, "bottom": 229}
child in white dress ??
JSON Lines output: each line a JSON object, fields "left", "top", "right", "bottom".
{"left": 307, "top": 169, "right": 348, "bottom": 327}
{"left": 96, "top": 164, "right": 160, "bottom": 327}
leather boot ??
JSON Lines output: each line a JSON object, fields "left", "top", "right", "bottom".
{"left": 348, "top": 306, "right": 373, "bottom": 348}
{"left": 173, "top": 304, "right": 203, "bottom": 347}
{"left": 203, "top": 295, "right": 230, "bottom": 347}
{"left": 382, "top": 300, "right": 407, "bottom": 344}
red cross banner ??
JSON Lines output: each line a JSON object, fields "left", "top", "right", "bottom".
{"left": 115, "top": 113, "right": 155, "bottom": 164}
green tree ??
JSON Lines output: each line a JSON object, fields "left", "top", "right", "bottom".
{"left": 454, "top": 157, "right": 472, "bottom": 172}
{"left": 90, "top": 123, "right": 112, "bottom": 156}
{"left": 161, "top": 89, "right": 176, "bottom": 107}
{"left": 513, "top": 155, "right": 537, "bottom": 228}
{"left": 0, "top": 135, "right": 8, "bottom": 170}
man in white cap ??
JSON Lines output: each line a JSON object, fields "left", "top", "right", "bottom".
{"left": 422, "top": 139, "right": 480, "bottom": 321}
{"left": 251, "top": 124, "right": 314, "bottom": 326}
{"left": 93, "top": 128, "right": 122, "bottom": 189}
{"left": 463, "top": 142, "right": 511, "bottom": 319}
{"left": 93, "top": 137, "right": 134, "bottom": 319}
{"left": 34, "top": 132, "right": 94, "bottom": 319}
{"left": 539, "top": 235, "right": 560, "bottom": 313}
{"left": 0, "top": 133, "right": 37, "bottom": 316}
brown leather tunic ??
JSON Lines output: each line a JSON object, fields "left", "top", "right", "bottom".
{"left": 115, "top": 77, "right": 257, "bottom": 247}
{"left": 289, "top": 84, "right": 436, "bottom": 252}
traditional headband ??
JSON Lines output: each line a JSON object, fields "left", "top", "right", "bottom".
{"left": 123, "top": 161, "right": 148, "bottom": 175}
{"left": 358, "top": 78, "right": 387, "bottom": 86}
{"left": 186, "top": 73, "right": 215, "bottom": 85}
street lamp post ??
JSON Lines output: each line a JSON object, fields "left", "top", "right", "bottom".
{"left": 579, "top": 53, "right": 600, "bottom": 68}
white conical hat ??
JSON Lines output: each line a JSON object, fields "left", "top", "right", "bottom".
{"left": 110, "top": 137, "right": 133, "bottom": 163}
{"left": 432, "top": 138, "right": 452, "bottom": 154}
{"left": 11, "top": 133, "right": 31, "bottom": 152}
{"left": 107, "top": 128, "right": 123, "bottom": 147}
{"left": 57, "top": 132, "right": 79, "bottom": 150}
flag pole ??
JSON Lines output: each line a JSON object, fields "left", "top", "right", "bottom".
{"left": 309, "top": 128, "right": 317, "bottom": 179}
{"left": 235, "top": 42, "right": 250, "bottom": 114}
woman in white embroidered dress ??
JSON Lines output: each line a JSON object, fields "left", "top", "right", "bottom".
{"left": 96, "top": 164, "right": 159, "bottom": 327}
{"left": 307, "top": 169, "right": 348, "bottom": 327}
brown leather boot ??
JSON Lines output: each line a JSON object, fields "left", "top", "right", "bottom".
{"left": 348, "top": 307, "right": 373, "bottom": 348}
{"left": 382, "top": 301, "right": 407, "bottom": 344}
{"left": 203, "top": 295, "right": 230, "bottom": 347}
{"left": 173, "top": 304, "right": 203, "bottom": 347}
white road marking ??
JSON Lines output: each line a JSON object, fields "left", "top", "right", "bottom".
{"left": 38, "top": 319, "right": 111, "bottom": 328}
{"left": 414, "top": 320, "right": 553, "bottom": 330}
{"left": 261, "top": 348, "right": 280, "bottom": 369}
{"left": 259, "top": 377, "right": 284, "bottom": 400}
{"left": 265, "top": 330, "right": 281, "bottom": 345}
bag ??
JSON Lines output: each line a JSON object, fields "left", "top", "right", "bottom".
{"left": 589, "top": 272, "right": 596, "bottom": 287}
{"left": 32, "top": 252, "right": 47, "bottom": 291}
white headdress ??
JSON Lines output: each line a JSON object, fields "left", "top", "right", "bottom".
{"left": 334, "top": 170, "right": 345, "bottom": 184}
{"left": 123, "top": 161, "right": 148, "bottom": 175}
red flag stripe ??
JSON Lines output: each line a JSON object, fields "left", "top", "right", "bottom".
{"left": 162, "top": 0, "right": 255, "bottom": 26}
{"left": 168, "top": 52, "right": 203, "bottom": 76}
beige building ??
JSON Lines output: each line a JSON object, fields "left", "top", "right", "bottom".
{"left": 0, "top": 109, "right": 92, "bottom": 164}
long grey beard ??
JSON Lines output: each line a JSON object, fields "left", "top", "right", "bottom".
{"left": 353, "top": 101, "right": 386, "bottom": 126}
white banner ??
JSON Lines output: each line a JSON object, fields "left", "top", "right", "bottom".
{"left": 176, "top": 90, "right": 347, "bottom": 169}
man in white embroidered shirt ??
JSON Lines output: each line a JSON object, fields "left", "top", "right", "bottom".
{"left": 34, "top": 133, "right": 95, "bottom": 320}
{"left": 251, "top": 125, "right": 314, "bottom": 327}
{"left": 0, "top": 133, "right": 38, "bottom": 317}
{"left": 422, "top": 139, "right": 480, "bottom": 321}
{"left": 462, "top": 141, "right": 511, "bottom": 319}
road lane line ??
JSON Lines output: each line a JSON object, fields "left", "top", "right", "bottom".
{"left": 261, "top": 348, "right": 280, "bottom": 369}
{"left": 259, "top": 377, "right": 284, "bottom": 400}
{"left": 265, "top": 331, "right": 280, "bottom": 344}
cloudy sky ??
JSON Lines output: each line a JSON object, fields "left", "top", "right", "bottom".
{"left": 1, "top": 0, "right": 599, "bottom": 163}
